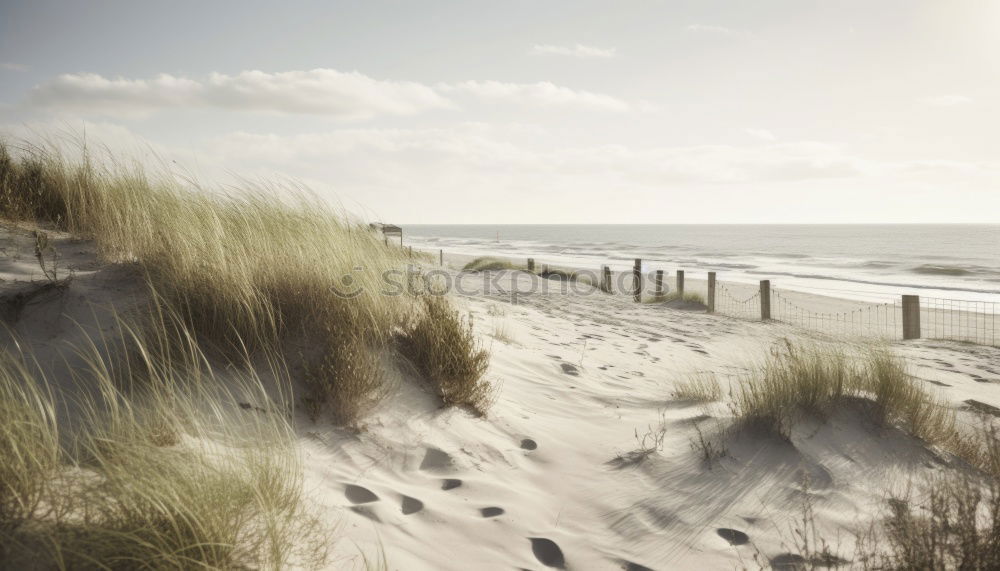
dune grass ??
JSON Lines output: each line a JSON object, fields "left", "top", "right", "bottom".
{"left": 462, "top": 257, "right": 521, "bottom": 272}
{"left": 651, "top": 290, "right": 706, "bottom": 304}
{"left": 0, "top": 137, "right": 493, "bottom": 422}
{"left": 671, "top": 373, "right": 722, "bottom": 402}
{"left": 401, "top": 295, "right": 494, "bottom": 415}
{"left": 0, "top": 306, "right": 326, "bottom": 570}
{"left": 730, "top": 342, "right": 956, "bottom": 444}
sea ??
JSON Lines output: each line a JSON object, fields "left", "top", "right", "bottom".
{"left": 403, "top": 225, "right": 1000, "bottom": 303}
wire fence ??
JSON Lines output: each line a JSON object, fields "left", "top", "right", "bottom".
{"left": 771, "top": 288, "right": 900, "bottom": 340}
{"left": 455, "top": 252, "right": 1000, "bottom": 348}
{"left": 921, "top": 297, "right": 998, "bottom": 347}
{"left": 713, "top": 282, "right": 761, "bottom": 320}
{"left": 711, "top": 283, "right": 999, "bottom": 347}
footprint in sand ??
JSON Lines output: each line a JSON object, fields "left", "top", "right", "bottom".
{"left": 480, "top": 506, "right": 505, "bottom": 518}
{"left": 529, "top": 537, "right": 566, "bottom": 568}
{"left": 441, "top": 478, "right": 462, "bottom": 490}
{"left": 420, "top": 447, "right": 453, "bottom": 471}
{"left": 716, "top": 528, "right": 750, "bottom": 546}
{"left": 560, "top": 363, "right": 580, "bottom": 376}
{"left": 344, "top": 484, "right": 379, "bottom": 504}
{"left": 520, "top": 438, "right": 538, "bottom": 451}
{"left": 401, "top": 495, "right": 424, "bottom": 515}
{"left": 770, "top": 553, "right": 806, "bottom": 569}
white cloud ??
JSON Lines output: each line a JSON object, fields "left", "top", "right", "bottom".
{"left": 920, "top": 94, "right": 972, "bottom": 107}
{"left": 29, "top": 69, "right": 453, "bottom": 119}
{"left": 27, "top": 69, "right": 635, "bottom": 117}
{"left": 530, "top": 44, "right": 616, "bottom": 58}
{"left": 209, "top": 128, "right": 871, "bottom": 187}
{"left": 686, "top": 24, "right": 733, "bottom": 35}
{"left": 1, "top": 62, "right": 28, "bottom": 71}
{"left": 745, "top": 128, "right": 776, "bottom": 142}
{"left": 441, "top": 80, "right": 630, "bottom": 112}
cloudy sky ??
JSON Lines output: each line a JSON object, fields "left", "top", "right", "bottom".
{"left": 1, "top": 0, "right": 998, "bottom": 223}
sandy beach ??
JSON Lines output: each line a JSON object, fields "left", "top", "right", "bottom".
{"left": 304, "top": 252, "right": 1000, "bottom": 569}
{"left": 4, "top": 221, "right": 1000, "bottom": 570}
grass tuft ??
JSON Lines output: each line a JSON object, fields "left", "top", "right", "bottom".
{"left": 462, "top": 257, "right": 521, "bottom": 272}
{"left": 672, "top": 373, "right": 722, "bottom": 402}
{"left": 730, "top": 342, "right": 954, "bottom": 443}
{"left": 401, "top": 295, "right": 495, "bottom": 415}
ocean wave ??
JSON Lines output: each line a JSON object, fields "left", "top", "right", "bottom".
{"left": 910, "top": 264, "right": 974, "bottom": 276}
{"left": 744, "top": 270, "right": 1000, "bottom": 295}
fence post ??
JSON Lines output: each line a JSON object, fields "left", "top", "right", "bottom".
{"left": 902, "top": 295, "right": 921, "bottom": 340}
{"left": 527, "top": 258, "right": 535, "bottom": 272}
{"left": 707, "top": 272, "right": 716, "bottom": 313}
{"left": 408, "top": 246, "right": 412, "bottom": 257}
{"left": 760, "top": 280, "right": 771, "bottom": 320}
{"left": 384, "top": 236, "right": 388, "bottom": 247}
{"left": 602, "top": 266, "right": 612, "bottom": 293}
{"left": 655, "top": 270, "right": 664, "bottom": 297}
{"left": 676, "top": 270, "right": 685, "bottom": 296}
{"left": 439, "top": 249, "right": 443, "bottom": 266}
{"left": 633, "top": 259, "right": 642, "bottom": 302}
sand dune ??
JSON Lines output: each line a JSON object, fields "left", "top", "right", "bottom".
{"left": 4, "top": 231, "right": 999, "bottom": 569}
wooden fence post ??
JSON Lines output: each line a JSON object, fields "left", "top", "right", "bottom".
{"left": 676, "top": 270, "right": 685, "bottom": 296}
{"left": 707, "top": 272, "right": 716, "bottom": 313}
{"left": 408, "top": 246, "right": 412, "bottom": 257}
{"left": 760, "top": 280, "right": 771, "bottom": 320}
{"left": 655, "top": 270, "right": 664, "bottom": 297}
{"left": 902, "top": 295, "right": 921, "bottom": 340}
{"left": 527, "top": 258, "right": 535, "bottom": 272}
{"left": 602, "top": 266, "right": 612, "bottom": 293}
{"left": 633, "top": 259, "right": 642, "bottom": 302}
{"left": 439, "top": 249, "right": 443, "bottom": 266}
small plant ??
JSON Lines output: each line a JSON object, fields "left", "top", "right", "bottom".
{"left": 689, "top": 419, "right": 727, "bottom": 468}
{"left": 672, "top": 372, "right": 722, "bottom": 402}
{"left": 491, "top": 321, "right": 515, "bottom": 345}
{"left": 32, "top": 230, "right": 58, "bottom": 281}
{"left": 610, "top": 413, "right": 667, "bottom": 468}
{"left": 401, "top": 295, "right": 495, "bottom": 415}
{"left": 302, "top": 323, "right": 386, "bottom": 425}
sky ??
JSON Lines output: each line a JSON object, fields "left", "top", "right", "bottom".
{"left": 1, "top": 0, "right": 998, "bottom": 224}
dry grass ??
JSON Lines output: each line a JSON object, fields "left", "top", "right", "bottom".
{"left": 463, "top": 257, "right": 521, "bottom": 272}
{"left": 858, "top": 473, "right": 1000, "bottom": 570}
{"left": 401, "top": 295, "right": 494, "bottom": 415}
{"left": 0, "top": 308, "right": 326, "bottom": 570}
{"left": 652, "top": 290, "right": 706, "bottom": 305}
{"left": 672, "top": 372, "right": 722, "bottom": 402}
{"left": 730, "top": 342, "right": 955, "bottom": 443}
{"left": 0, "top": 137, "right": 491, "bottom": 424}
{"left": 490, "top": 321, "right": 515, "bottom": 345}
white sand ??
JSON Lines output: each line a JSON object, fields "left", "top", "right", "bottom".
{"left": 308, "top": 255, "right": 1000, "bottom": 570}
{"left": 5, "top": 228, "right": 1000, "bottom": 570}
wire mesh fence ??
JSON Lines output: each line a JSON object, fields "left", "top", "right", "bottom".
{"left": 716, "top": 285, "right": 999, "bottom": 347}
{"left": 771, "top": 288, "right": 901, "bottom": 340}
{"left": 713, "top": 282, "right": 761, "bottom": 320}
{"left": 921, "top": 297, "right": 998, "bottom": 347}
{"left": 481, "top": 254, "right": 1000, "bottom": 348}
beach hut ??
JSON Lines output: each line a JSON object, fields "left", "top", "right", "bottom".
{"left": 369, "top": 223, "right": 403, "bottom": 246}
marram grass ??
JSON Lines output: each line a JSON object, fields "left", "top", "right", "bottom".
{"left": 0, "top": 307, "right": 327, "bottom": 570}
